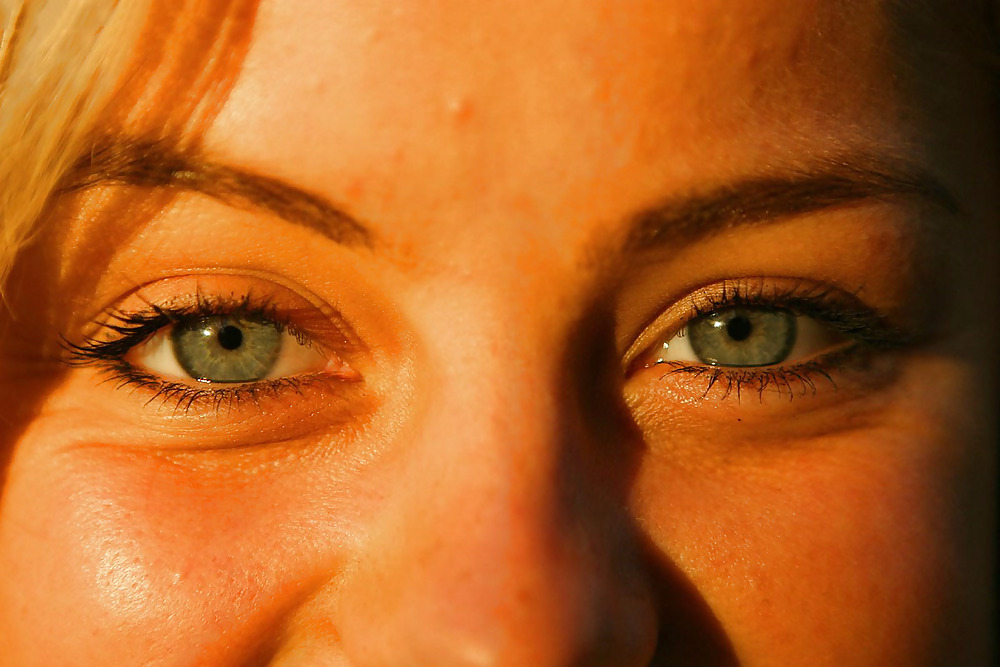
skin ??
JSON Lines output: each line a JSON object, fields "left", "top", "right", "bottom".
{"left": 0, "top": 0, "right": 997, "bottom": 664}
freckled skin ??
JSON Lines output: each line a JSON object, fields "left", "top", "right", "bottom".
{"left": 0, "top": 1, "right": 997, "bottom": 665}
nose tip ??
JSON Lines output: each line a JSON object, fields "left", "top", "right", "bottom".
{"left": 320, "top": 406, "right": 659, "bottom": 666}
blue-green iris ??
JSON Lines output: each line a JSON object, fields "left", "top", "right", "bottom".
{"left": 171, "top": 316, "right": 283, "bottom": 382}
{"left": 688, "top": 307, "right": 796, "bottom": 367}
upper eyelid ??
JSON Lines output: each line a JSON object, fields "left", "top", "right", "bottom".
{"left": 622, "top": 278, "right": 771, "bottom": 368}
{"left": 68, "top": 267, "right": 355, "bottom": 339}
{"left": 126, "top": 276, "right": 364, "bottom": 345}
{"left": 65, "top": 293, "right": 361, "bottom": 369}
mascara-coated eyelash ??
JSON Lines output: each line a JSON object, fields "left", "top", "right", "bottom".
{"left": 64, "top": 293, "right": 358, "bottom": 413}
{"left": 67, "top": 294, "right": 298, "bottom": 365}
{"left": 626, "top": 278, "right": 912, "bottom": 402}
{"left": 686, "top": 279, "right": 906, "bottom": 346}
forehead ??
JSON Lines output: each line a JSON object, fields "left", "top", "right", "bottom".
{"left": 136, "top": 1, "right": 970, "bottom": 252}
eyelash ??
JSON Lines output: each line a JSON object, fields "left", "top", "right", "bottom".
{"left": 66, "top": 280, "right": 908, "bottom": 412}
{"left": 657, "top": 355, "right": 841, "bottom": 403}
{"left": 632, "top": 278, "right": 910, "bottom": 402}
{"left": 64, "top": 294, "right": 325, "bottom": 413}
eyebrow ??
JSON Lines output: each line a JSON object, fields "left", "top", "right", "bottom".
{"left": 63, "top": 138, "right": 958, "bottom": 253}
{"left": 626, "top": 154, "right": 960, "bottom": 250}
{"left": 62, "top": 138, "right": 373, "bottom": 247}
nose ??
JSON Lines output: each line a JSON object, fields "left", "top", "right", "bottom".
{"left": 325, "top": 318, "right": 659, "bottom": 665}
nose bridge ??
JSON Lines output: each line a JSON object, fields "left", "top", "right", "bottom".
{"left": 331, "top": 287, "right": 657, "bottom": 665}
{"left": 402, "top": 285, "right": 621, "bottom": 604}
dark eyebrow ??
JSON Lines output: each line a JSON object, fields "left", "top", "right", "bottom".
{"left": 626, "top": 154, "right": 961, "bottom": 250}
{"left": 63, "top": 139, "right": 957, "bottom": 253}
{"left": 61, "top": 138, "right": 373, "bottom": 247}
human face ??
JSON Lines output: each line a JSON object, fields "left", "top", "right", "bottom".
{"left": 0, "top": 0, "right": 996, "bottom": 664}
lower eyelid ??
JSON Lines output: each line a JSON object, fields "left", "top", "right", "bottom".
{"left": 93, "top": 364, "right": 369, "bottom": 429}
{"left": 633, "top": 356, "right": 836, "bottom": 407}
{"left": 631, "top": 339, "right": 907, "bottom": 412}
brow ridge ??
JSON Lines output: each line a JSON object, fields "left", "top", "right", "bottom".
{"left": 63, "top": 140, "right": 956, "bottom": 255}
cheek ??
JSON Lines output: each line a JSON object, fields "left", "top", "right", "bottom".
{"left": 0, "top": 429, "right": 360, "bottom": 664}
{"left": 633, "top": 423, "right": 986, "bottom": 665}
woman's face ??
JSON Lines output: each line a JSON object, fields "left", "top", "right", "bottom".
{"left": 0, "top": 0, "right": 996, "bottom": 664}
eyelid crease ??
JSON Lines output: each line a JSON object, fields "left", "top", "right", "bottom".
{"left": 73, "top": 270, "right": 368, "bottom": 351}
{"left": 64, "top": 289, "right": 366, "bottom": 371}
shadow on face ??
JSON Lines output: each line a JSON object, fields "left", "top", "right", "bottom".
{"left": 0, "top": 0, "right": 997, "bottom": 664}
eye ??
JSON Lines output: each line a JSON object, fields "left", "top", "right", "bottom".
{"left": 130, "top": 313, "right": 334, "bottom": 384}
{"left": 638, "top": 306, "right": 847, "bottom": 369}
{"left": 64, "top": 275, "right": 371, "bottom": 420}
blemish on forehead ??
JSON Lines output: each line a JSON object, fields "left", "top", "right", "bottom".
{"left": 344, "top": 178, "right": 366, "bottom": 201}
{"left": 446, "top": 96, "right": 476, "bottom": 125}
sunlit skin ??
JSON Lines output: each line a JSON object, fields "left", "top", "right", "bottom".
{"left": 0, "top": 0, "right": 997, "bottom": 665}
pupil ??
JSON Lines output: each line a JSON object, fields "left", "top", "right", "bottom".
{"left": 216, "top": 325, "right": 244, "bottom": 351}
{"left": 726, "top": 315, "right": 753, "bottom": 342}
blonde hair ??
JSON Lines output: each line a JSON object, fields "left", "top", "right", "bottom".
{"left": 0, "top": 0, "right": 150, "bottom": 296}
